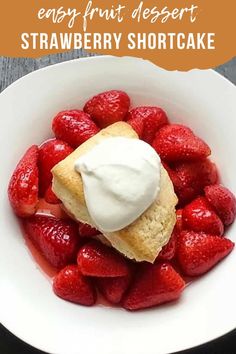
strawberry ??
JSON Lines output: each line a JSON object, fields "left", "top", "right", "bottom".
{"left": 122, "top": 262, "right": 185, "bottom": 311}
{"left": 176, "top": 209, "right": 183, "bottom": 232}
{"left": 152, "top": 124, "right": 211, "bottom": 162}
{"left": 38, "top": 139, "right": 73, "bottom": 195}
{"left": 158, "top": 230, "right": 177, "bottom": 261}
{"left": 52, "top": 110, "right": 99, "bottom": 148}
{"left": 182, "top": 196, "right": 224, "bottom": 236}
{"left": 127, "top": 116, "right": 144, "bottom": 138}
{"left": 96, "top": 270, "right": 132, "bottom": 304}
{"left": 83, "top": 90, "right": 130, "bottom": 128}
{"left": 170, "top": 159, "right": 218, "bottom": 205}
{"left": 204, "top": 185, "right": 236, "bottom": 226}
{"left": 162, "top": 162, "right": 180, "bottom": 185}
{"left": 126, "top": 106, "right": 169, "bottom": 144}
{"left": 53, "top": 265, "right": 96, "bottom": 305}
{"left": 78, "top": 222, "right": 100, "bottom": 237}
{"left": 77, "top": 240, "right": 129, "bottom": 277}
{"left": 177, "top": 230, "right": 234, "bottom": 276}
{"left": 44, "top": 184, "right": 60, "bottom": 204}
{"left": 24, "top": 215, "right": 79, "bottom": 268}
{"left": 8, "top": 145, "right": 39, "bottom": 218}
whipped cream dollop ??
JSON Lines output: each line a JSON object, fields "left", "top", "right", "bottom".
{"left": 74, "top": 137, "right": 161, "bottom": 232}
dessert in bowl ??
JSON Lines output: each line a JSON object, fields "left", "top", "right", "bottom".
{"left": 1, "top": 56, "right": 236, "bottom": 354}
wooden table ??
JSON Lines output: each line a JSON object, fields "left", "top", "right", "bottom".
{"left": 1, "top": 52, "right": 236, "bottom": 354}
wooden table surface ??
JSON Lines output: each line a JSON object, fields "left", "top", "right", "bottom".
{"left": 0, "top": 52, "right": 236, "bottom": 354}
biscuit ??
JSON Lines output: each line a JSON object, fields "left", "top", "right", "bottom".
{"left": 52, "top": 122, "right": 178, "bottom": 263}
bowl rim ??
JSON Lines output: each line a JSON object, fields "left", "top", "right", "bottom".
{"left": 1, "top": 55, "right": 236, "bottom": 98}
{"left": 1, "top": 55, "right": 236, "bottom": 354}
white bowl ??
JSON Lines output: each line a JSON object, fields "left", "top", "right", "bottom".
{"left": 0, "top": 56, "right": 236, "bottom": 354}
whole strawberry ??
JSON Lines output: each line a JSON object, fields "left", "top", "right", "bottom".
{"left": 52, "top": 110, "right": 99, "bottom": 148}
{"left": 177, "top": 230, "right": 234, "bottom": 276}
{"left": 84, "top": 90, "right": 130, "bottom": 128}
{"left": 152, "top": 124, "right": 211, "bottom": 162}
{"left": 77, "top": 240, "right": 129, "bottom": 277}
{"left": 127, "top": 106, "right": 169, "bottom": 144}
{"left": 24, "top": 215, "right": 79, "bottom": 268}
{"left": 122, "top": 262, "right": 185, "bottom": 311}
{"left": 96, "top": 270, "right": 132, "bottom": 304}
{"left": 204, "top": 185, "right": 236, "bottom": 226}
{"left": 8, "top": 145, "right": 39, "bottom": 218}
{"left": 38, "top": 139, "right": 73, "bottom": 195}
{"left": 53, "top": 265, "right": 96, "bottom": 305}
{"left": 182, "top": 196, "right": 224, "bottom": 236}
{"left": 168, "top": 159, "right": 218, "bottom": 205}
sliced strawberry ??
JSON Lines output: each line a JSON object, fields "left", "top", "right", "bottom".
{"left": 152, "top": 124, "right": 211, "bottom": 162}
{"left": 52, "top": 110, "right": 99, "bottom": 148}
{"left": 38, "top": 139, "right": 73, "bottom": 195}
{"left": 84, "top": 90, "right": 130, "bottom": 128}
{"left": 44, "top": 184, "right": 60, "bottom": 204}
{"left": 182, "top": 196, "right": 224, "bottom": 236}
{"left": 96, "top": 269, "right": 132, "bottom": 304}
{"left": 122, "top": 262, "right": 185, "bottom": 311}
{"left": 170, "top": 159, "right": 218, "bottom": 205}
{"left": 177, "top": 230, "right": 234, "bottom": 276}
{"left": 78, "top": 222, "right": 100, "bottom": 237}
{"left": 126, "top": 106, "right": 169, "bottom": 144}
{"left": 24, "top": 215, "right": 79, "bottom": 268}
{"left": 53, "top": 265, "right": 96, "bottom": 305}
{"left": 8, "top": 145, "right": 39, "bottom": 218}
{"left": 77, "top": 240, "right": 129, "bottom": 277}
{"left": 204, "top": 185, "right": 236, "bottom": 226}
{"left": 158, "top": 230, "right": 177, "bottom": 261}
